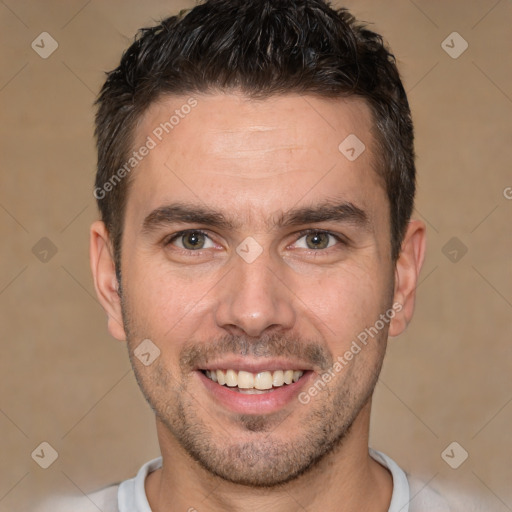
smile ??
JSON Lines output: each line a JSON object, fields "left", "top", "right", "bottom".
{"left": 201, "top": 369, "right": 305, "bottom": 394}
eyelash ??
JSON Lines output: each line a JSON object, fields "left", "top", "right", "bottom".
{"left": 165, "top": 229, "right": 347, "bottom": 255}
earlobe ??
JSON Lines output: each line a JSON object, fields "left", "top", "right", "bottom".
{"left": 89, "top": 221, "right": 127, "bottom": 341}
{"left": 388, "top": 220, "right": 426, "bottom": 337}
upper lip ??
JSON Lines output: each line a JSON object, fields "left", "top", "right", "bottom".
{"left": 197, "top": 357, "right": 313, "bottom": 373}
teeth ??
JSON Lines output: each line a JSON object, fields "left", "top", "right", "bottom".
{"left": 204, "top": 369, "right": 304, "bottom": 390}
{"left": 237, "top": 370, "right": 254, "bottom": 389}
{"left": 272, "top": 370, "right": 284, "bottom": 387}
{"left": 238, "top": 388, "right": 270, "bottom": 394}
{"left": 225, "top": 369, "right": 237, "bottom": 387}
{"left": 216, "top": 369, "right": 226, "bottom": 385}
{"left": 254, "top": 371, "right": 273, "bottom": 390}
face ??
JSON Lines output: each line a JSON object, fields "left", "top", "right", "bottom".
{"left": 93, "top": 92, "right": 415, "bottom": 487}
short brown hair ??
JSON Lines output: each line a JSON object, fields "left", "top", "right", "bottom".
{"left": 94, "top": 0, "right": 416, "bottom": 275}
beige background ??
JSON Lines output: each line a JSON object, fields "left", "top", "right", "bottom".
{"left": 1, "top": 0, "right": 511, "bottom": 510}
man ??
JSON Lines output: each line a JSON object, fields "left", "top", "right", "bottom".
{"left": 41, "top": 0, "right": 475, "bottom": 510}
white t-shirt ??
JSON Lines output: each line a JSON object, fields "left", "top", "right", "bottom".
{"left": 36, "top": 449, "right": 481, "bottom": 511}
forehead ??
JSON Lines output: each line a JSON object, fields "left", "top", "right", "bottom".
{"left": 126, "top": 92, "right": 385, "bottom": 227}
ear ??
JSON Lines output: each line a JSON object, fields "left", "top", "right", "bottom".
{"left": 89, "top": 220, "right": 127, "bottom": 341}
{"left": 388, "top": 219, "right": 426, "bottom": 337}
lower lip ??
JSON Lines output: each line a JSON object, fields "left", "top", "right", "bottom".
{"left": 197, "top": 370, "right": 314, "bottom": 414}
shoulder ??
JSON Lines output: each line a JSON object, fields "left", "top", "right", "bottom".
{"left": 370, "top": 449, "right": 489, "bottom": 512}
{"left": 34, "top": 484, "right": 119, "bottom": 512}
{"left": 35, "top": 457, "right": 162, "bottom": 512}
{"left": 407, "top": 476, "right": 452, "bottom": 512}
{"left": 407, "top": 475, "right": 495, "bottom": 512}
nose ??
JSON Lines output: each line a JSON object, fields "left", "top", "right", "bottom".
{"left": 214, "top": 249, "right": 296, "bottom": 338}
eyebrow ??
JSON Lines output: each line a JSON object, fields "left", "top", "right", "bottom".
{"left": 141, "top": 200, "right": 369, "bottom": 234}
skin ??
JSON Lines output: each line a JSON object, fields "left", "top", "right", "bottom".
{"left": 90, "top": 92, "right": 426, "bottom": 511}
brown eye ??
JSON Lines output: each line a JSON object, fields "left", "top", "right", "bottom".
{"left": 292, "top": 231, "right": 339, "bottom": 251}
{"left": 289, "top": 229, "right": 348, "bottom": 254}
{"left": 304, "top": 232, "right": 331, "bottom": 250}
{"left": 169, "top": 231, "right": 214, "bottom": 250}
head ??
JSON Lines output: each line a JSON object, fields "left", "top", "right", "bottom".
{"left": 90, "top": 0, "right": 425, "bottom": 488}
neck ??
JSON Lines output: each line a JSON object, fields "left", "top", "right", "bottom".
{"left": 145, "top": 403, "right": 393, "bottom": 512}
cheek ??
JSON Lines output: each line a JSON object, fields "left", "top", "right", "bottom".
{"left": 123, "top": 257, "right": 218, "bottom": 341}
{"left": 294, "top": 263, "right": 388, "bottom": 344}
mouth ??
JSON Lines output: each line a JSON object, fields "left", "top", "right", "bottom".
{"left": 200, "top": 368, "right": 306, "bottom": 394}
{"left": 196, "top": 364, "right": 313, "bottom": 415}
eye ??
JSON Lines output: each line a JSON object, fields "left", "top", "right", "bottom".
{"left": 167, "top": 230, "right": 216, "bottom": 251}
{"left": 292, "top": 230, "right": 342, "bottom": 251}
